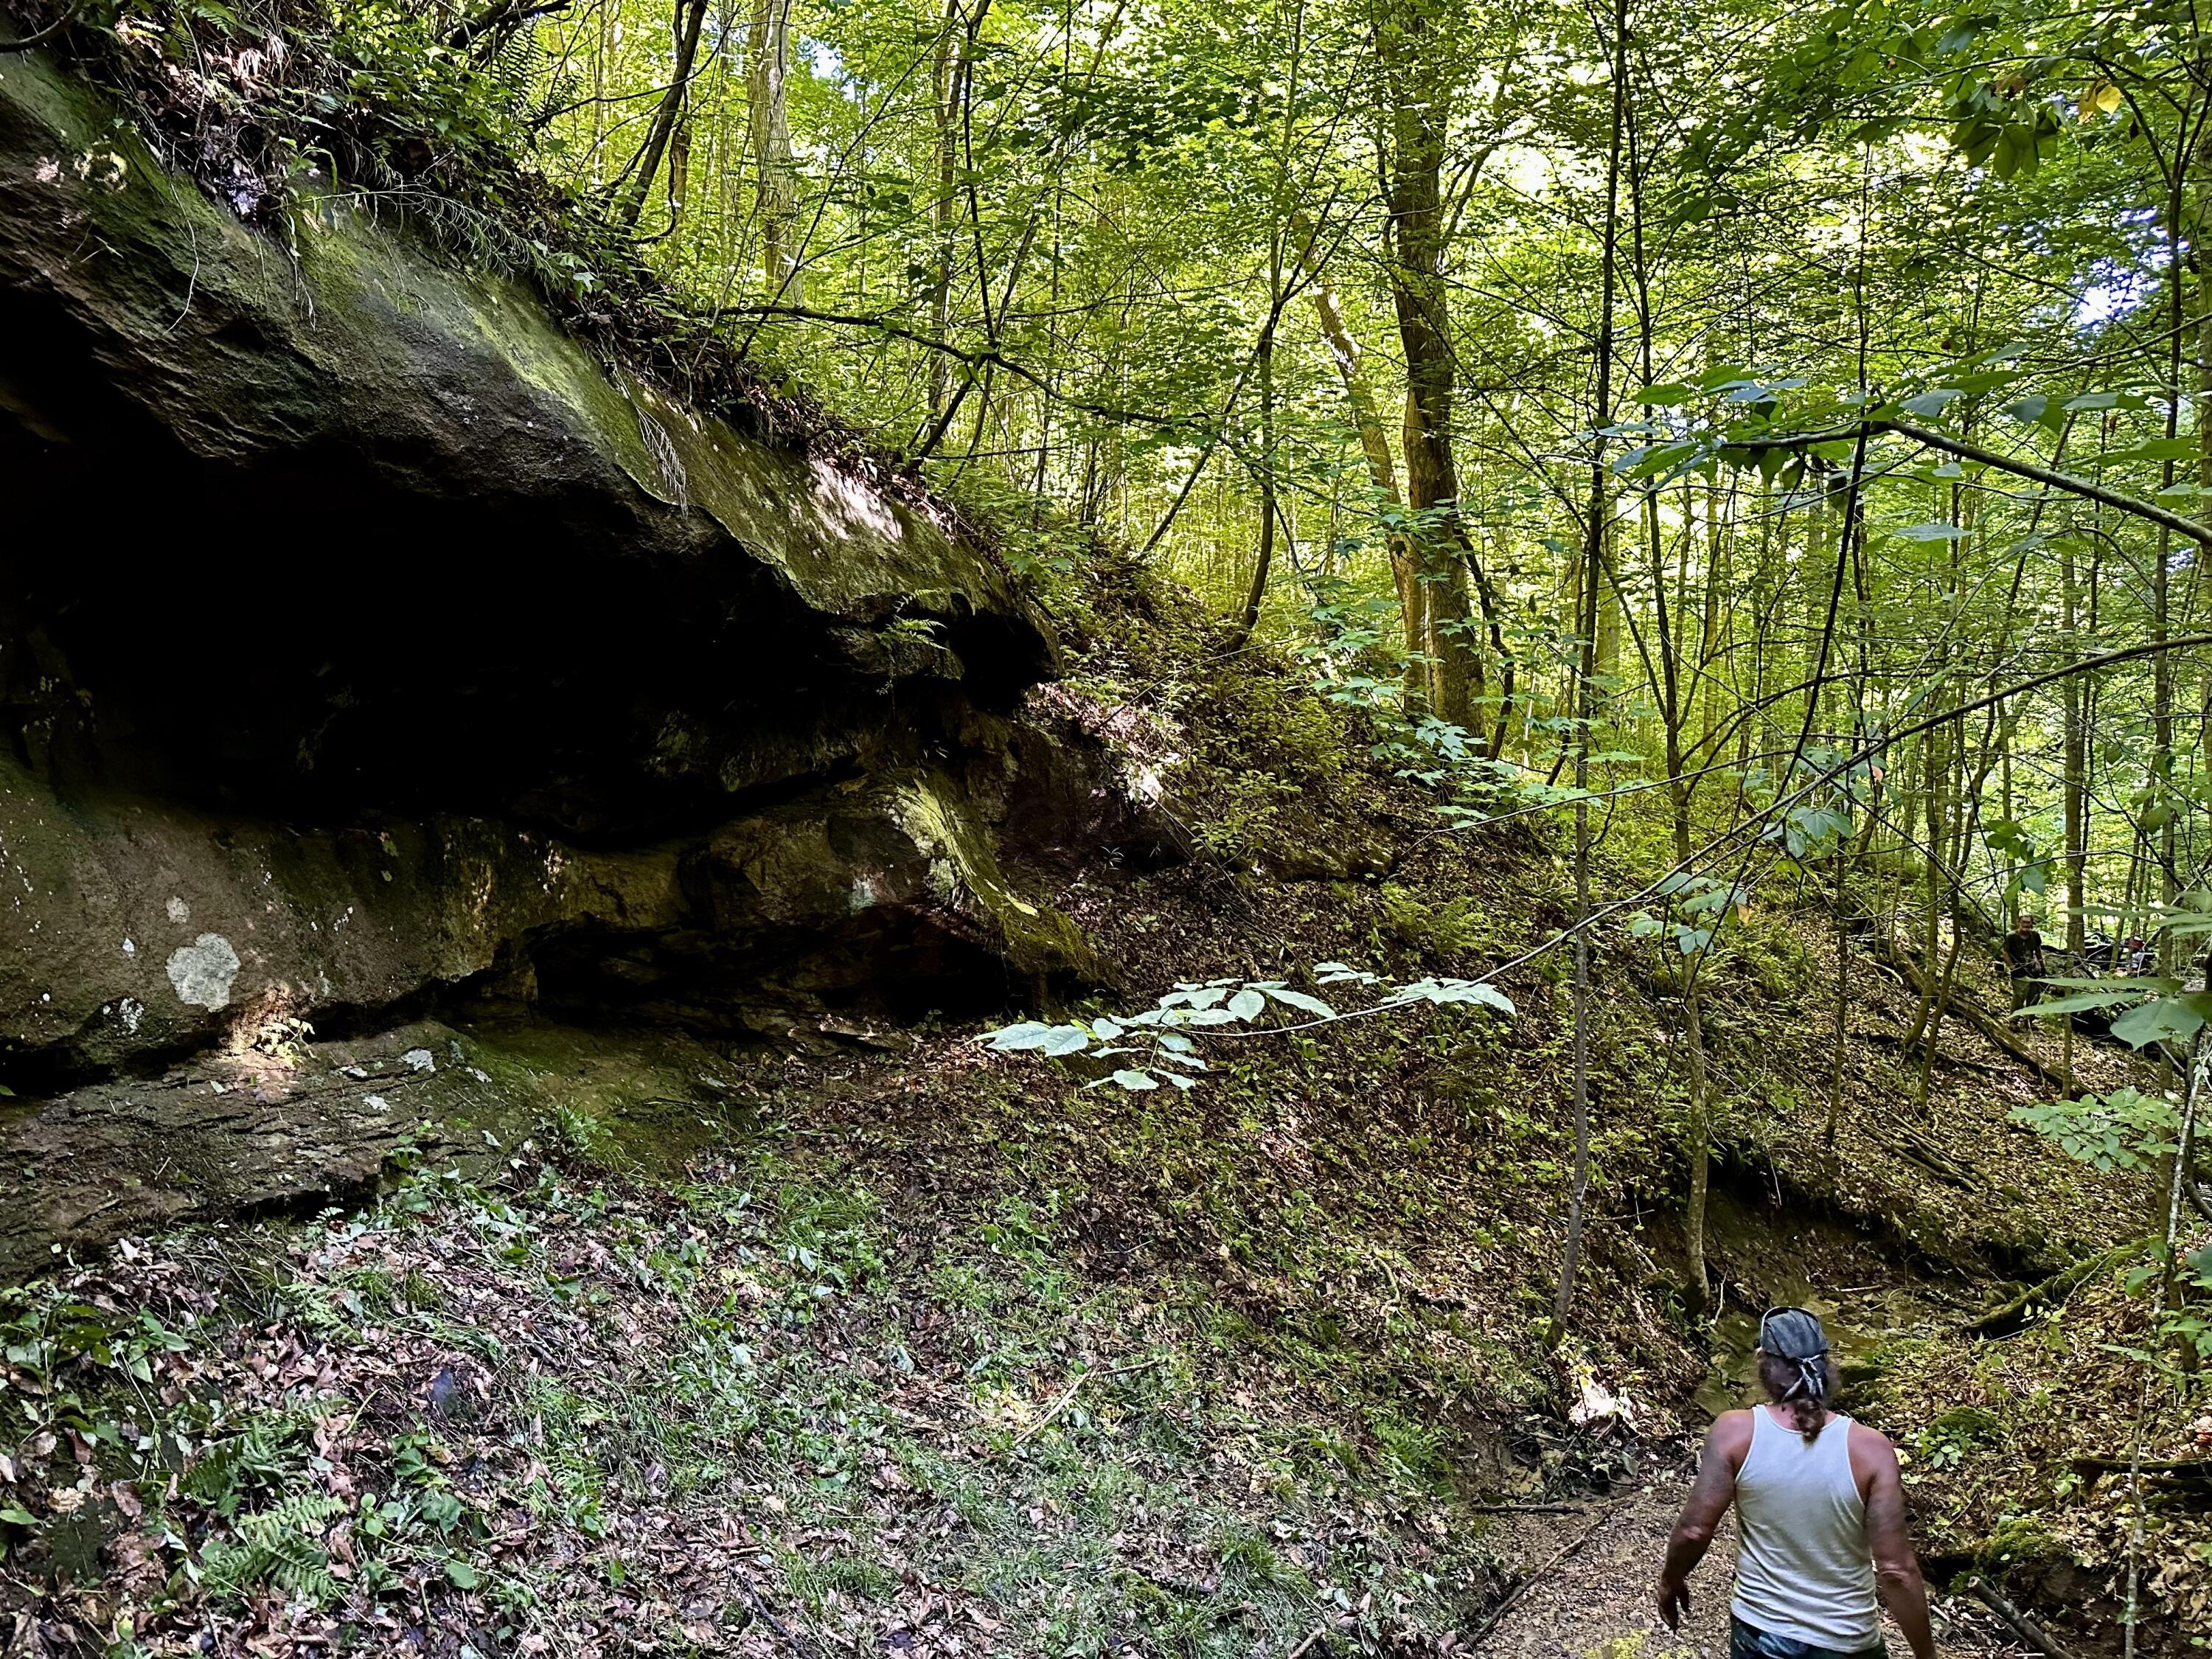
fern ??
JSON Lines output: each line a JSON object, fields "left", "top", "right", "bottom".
{"left": 181, "top": 1418, "right": 307, "bottom": 1515}
{"left": 200, "top": 1492, "right": 347, "bottom": 1607}
{"left": 487, "top": 26, "right": 543, "bottom": 97}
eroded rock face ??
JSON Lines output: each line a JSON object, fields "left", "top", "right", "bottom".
{"left": 0, "top": 55, "right": 1130, "bottom": 1265}
{"left": 0, "top": 53, "right": 1053, "bottom": 835}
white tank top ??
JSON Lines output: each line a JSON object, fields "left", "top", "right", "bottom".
{"left": 1731, "top": 1406, "right": 1882, "bottom": 1649}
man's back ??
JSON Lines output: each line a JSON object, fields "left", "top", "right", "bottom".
{"left": 1662, "top": 1394, "right": 1930, "bottom": 1659}
{"left": 1731, "top": 1407, "right": 1881, "bottom": 1649}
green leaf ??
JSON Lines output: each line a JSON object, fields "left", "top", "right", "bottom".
{"left": 2093, "top": 436, "right": 2198, "bottom": 465}
{"left": 1227, "top": 987, "right": 1266, "bottom": 1021}
{"left": 2037, "top": 975, "right": 2177, "bottom": 992}
{"left": 2018, "top": 988, "right": 2139, "bottom": 1016}
{"left": 1262, "top": 987, "right": 1335, "bottom": 1018}
{"left": 1899, "top": 390, "right": 1962, "bottom": 418}
{"left": 1635, "top": 383, "right": 1695, "bottom": 406}
{"left": 445, "top": 1559, "right": 481, "bottom": 1589}
{"left": 0, "top": 1507, "right": 35, "bottom": 1526}
{"left": 2110, "top": 994, "right": 2212, "bottom": 1049}
{"left": 1109, "top": 1069, "right": 1159, "bottom": 1091}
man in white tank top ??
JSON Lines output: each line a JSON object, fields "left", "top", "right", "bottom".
{"left": 1654, "top": 1308, "right": 1936, "bottom": 1659}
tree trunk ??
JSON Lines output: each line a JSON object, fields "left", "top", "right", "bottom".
{"left": 749, "top": 0, "right": 799, "bottom": 295}
{"left": 2062, "top": 527, "right": 2088, "bottom": 959}
{"left": 1377, "top": 0, "right": 1482, "bottom": 734}
{"left": 1548, "top": 0, "right": 1627, "bottom": 1345}
{"left": 926, "top": 3, "right": 958, "bottom": 423}
{"left": 1292, "top": 213, "right": 1426, "bottom": 714}
{"left": 614, "top": 0, "right": 710, "bottom": 229}
{"left": 1683, "top": 973, "right": 1714, "bottom": 1310}
{"left": 1228, "top": 305, "right": 1281, "bottom": 649}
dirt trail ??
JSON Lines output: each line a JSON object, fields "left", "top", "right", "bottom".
{"left": 1474, "top": 1474, "right": 2037, "bottom": 1659}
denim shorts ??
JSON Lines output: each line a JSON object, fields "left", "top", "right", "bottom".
{"left": 1729, "top": 1617, "right": 1886, "bottom": 1659}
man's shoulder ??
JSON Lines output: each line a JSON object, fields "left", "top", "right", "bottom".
{"left": 1708, "top": 1410, "right": 1757, "bottom": 1458}
{"left": 1846, "top": 1419, "right": 1901, "bottom": 1471}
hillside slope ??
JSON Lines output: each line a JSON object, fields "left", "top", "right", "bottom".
{"left": 2, "top": 557, "right": 2190, "bottom": 1658}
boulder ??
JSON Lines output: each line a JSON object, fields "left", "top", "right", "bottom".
{"left": 0, "top": 54, "right": 1118, "bottom": 1252}
{"left": 0, "top": 49, "right": 1048, "bottom": 834}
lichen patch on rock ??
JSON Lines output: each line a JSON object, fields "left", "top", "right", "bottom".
{"left": 163, "top": 933, "right": 240, "bottom": 1009}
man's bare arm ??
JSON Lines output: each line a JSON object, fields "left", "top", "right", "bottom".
{"left": 1657, "top": 1415, "right": 1746, "bottom": 1631}
{"left": 1857, "top": 1427, "right": 1935, "bottom": 1659}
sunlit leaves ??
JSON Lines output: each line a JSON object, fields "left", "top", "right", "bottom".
{"left": 979, "top": 963, "right": 1513, "bottom": 1092}
{"left": 2011, "top": 1088, "right": 2180, "bottom": 1172}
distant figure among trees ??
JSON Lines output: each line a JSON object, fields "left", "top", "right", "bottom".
{"left": 1657, "top": 1309, "right": 1935, "bottom": 1659}
{"left": 2000, "top": 914, "right": 2048, "bottom": 1012}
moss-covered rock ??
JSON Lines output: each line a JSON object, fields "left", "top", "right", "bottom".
{"left": 0, "top": 54, "right": 1116, "bottom": 1265}
{"left": 0, "top": 49, "right": 1053, "bottom": 835}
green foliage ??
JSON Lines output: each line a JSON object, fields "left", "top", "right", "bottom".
{"left": 198, "top": 1492, "right": 348, "bottom": 1606}
{"left": 1912, "top": 1405, "right": 2005, "bottom": 1472}
{"left": 181, "top": 1418, "right": 310, "bottom": 1515}
{"left": 1380, "top": 883, "right": 1489, "bottom": 962}
{"left": 326, "top": 0, "right": 539, "bottom": 187}
{"left": 2010, "top": 1088, "right": 2179, "bottom": 1173}
{"left": 984, "top": 964, "right": 1513, "bottom": 1092}
{"left": 1624, "top": 875, "right": 1749, "bottom": 960}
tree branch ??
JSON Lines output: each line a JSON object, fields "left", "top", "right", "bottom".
{"left": 1753, "top": 417, "right": 2212, "bottom": 549}
{"left": 0, "top": 0, "right": 86, "bottom": 50}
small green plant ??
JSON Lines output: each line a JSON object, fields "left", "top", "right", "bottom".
{"left": 1381, "top": 883, "right": 1489, "bottom": 961}
{"left": 182, "top": 1417, "right": 311, "bottom": 1515}
{"left": 2011, "top": 1088, "right": 2178, "bottom": 1172}
{"left": 198, "top": 1492, "right": 348, "bottom": 1606}
{"left": 984, "top": 963, "right": 1513, "bottom": 1092}
{"left": 1912, "top": 1405, "right": 2005, "bottom": 1471}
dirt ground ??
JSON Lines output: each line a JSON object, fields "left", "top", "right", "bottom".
{"left": 1475, "top": 1472, "right": 2039, "bottom": 1659}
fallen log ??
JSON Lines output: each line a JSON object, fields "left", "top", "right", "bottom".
{"left": 1969, "top": 1576, "right": 2073, "bottom": 1659}
{"left": 2067, "top": 1453, "right": 2212, "bottom": 1494}
{"left": 1966, "top": 1239, "right": 2145, "bottom": 1337}
{"left": 1863, "top": 933, "right": 2071, "bottom": 1092}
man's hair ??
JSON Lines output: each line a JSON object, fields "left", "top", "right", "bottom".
{"left": 1758, "top": 1351, "right": 1836, "bottom": 1441}
{"left": 1757, "top": 1307, "right": 1834, "bottom": 1443}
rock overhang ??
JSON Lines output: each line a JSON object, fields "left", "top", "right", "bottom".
{"left": 0, "top": 49, "right": 1051, "bottom": 835}
{"left": 0, "top": 51, "right": 1121, "bottom": 1132}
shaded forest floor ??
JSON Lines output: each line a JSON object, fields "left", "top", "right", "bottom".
{"left": 2, "top": 563, "right": 2205, "bottom": 1655}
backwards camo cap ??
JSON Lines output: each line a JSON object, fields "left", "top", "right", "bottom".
{"left": 1758, "top": 1307, "right": 1832, "bottom": 1402}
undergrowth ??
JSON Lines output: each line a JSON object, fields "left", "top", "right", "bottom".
{"left": 0, "top": 1119, "right": 1525, "bottom": 1657}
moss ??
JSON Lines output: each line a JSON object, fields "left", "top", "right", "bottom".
{"left": 452, "top": 1025, "right": 759, "bottom": 1176}
{"left": 891, "top": 774, "right": 1100, "bottom": 984}
{"left": 1925, "top": 1404, "right": 2006, "bottom": 1446}
{"left": 1977, "top": 1514, "right": 2063, "bottom": 1570}
{"left": 1, "top": 52, "right": 1027, "bottom": 635}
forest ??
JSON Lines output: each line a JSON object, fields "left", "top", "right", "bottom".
{"left": 0, "top": 0, "right": 2210, "bottom": 1648}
